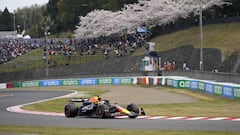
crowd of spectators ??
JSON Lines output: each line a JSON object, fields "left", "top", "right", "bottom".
{"left": 0, "top": 38, "right": 78, "bottom": 65}
{"left": 0, "top": 39, "right": 40, "bottom": 64}
{"left": 0, "top": 31, "right": 150, "bottom": 65}
{"left": 73, "top": 32, "right": 151, "bottom": 58}
{"left": 163, "top": 61, "right": 177, "bottom": 71}
{"left": 42, "top": 39, "right": 75, "bottom": 57}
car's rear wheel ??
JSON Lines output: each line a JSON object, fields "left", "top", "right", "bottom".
{"left": 64, "top": 103, "right": 78, "bottom": 118}
{"left": 96, "top": 104, "right": 109, "bottom": 118}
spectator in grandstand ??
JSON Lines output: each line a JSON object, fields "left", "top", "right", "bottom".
{"left": 172, "top": 62, "right": 176, "bottom": 70}
{"left": 163, "top": 62, "right": 167, "bottom": 71}
{"left": 183, "top": 62, "right": 189, "bottom": 70}
{"left": 212, "top": 68, "right": 218, "bottom": 73}
{"left": 167, "top": 61, "right": 171, "bottom": 71}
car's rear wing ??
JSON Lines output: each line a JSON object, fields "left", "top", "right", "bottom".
{"left": 69, "top": 98, "right": 88, "bottom": 103}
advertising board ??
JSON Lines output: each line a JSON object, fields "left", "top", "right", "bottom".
{"left": 112, "top": 78, "right": 121, "bottom": 84}
{"left": 205, "top": 83, "right": 214, "bottom": 94}
{"left": 233, "top": 87, "right": 240, "bottom": 98}
{"left": 62, "top": 79, "right": 78, "bottom": 86}
{"left": 214, "top": 84, "right": 223, "bottom": 95}
{"left": 120, "top": 78, "right": 133, "bottom": 84}
{"left": 22, "top": 81, "right": 40, "bottom": 87}
{"left": 98, "top": 78, "right": 112, "bottom": 84}
{"left": 41, "top": 80, "right": 62, "bottom": 87}
{"left": 166, "top": 78, "right": 173, "bottom": 86}
{"left": 79, "top": 78, "right": 98, "bottom": 85}
{"left": 13, "top": 82, "right": 22, "bottom": 88}
{"left": 223, "top": 86, "right": 234, "bottom": 98}
{"left": 198, "top": 81, "right": 205, "bottom": 91}
{"left": 190, "top": 81, "right": 199, "bottom": 90}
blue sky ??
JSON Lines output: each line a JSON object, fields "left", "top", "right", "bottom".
{"left": 0, "top": 0, "right": 49, "bottom": 13}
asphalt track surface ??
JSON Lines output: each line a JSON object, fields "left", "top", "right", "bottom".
{"left": 1, "top": 90, "right": 240, "bottom": 131}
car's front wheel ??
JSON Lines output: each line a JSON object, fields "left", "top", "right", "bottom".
{"left": 126, "top": 103, "right": 139, "bottom": 114}
{"left": 126, "top": 103, "right": 139, "bottom": 119}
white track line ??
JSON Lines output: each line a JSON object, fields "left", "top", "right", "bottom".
{"left": 6, "top": 91, "right": 77, "bottom": 116}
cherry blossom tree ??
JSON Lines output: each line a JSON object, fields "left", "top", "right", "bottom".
{"left": 74, "top": 0, "right": 229, "bottom": 38}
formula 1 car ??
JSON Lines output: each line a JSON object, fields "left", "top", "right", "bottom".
{"left": 64, "top": 96, "right": 145, "bottom": 119}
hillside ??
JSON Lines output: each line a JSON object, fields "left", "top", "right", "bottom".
{"left": 133, "top": 23, "right": 240, "bottom": 59}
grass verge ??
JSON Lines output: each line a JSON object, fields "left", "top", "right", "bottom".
{"left": 0, "top": 125, "right": 239, "bottom": 135}
{"left": 141, "top": 87, "right": 240, "bottom": 117}
{"left": 21, "top": 86, "right": 240, "bottom": 117}
{"left": 22, "top": 86, "right": 109, "bottom": 112}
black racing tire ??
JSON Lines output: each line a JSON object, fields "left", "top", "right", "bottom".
{"left": 64, "top": 103, "right": 78, "bottom": 118}
{"left": 126, "top": 103, "right": 139, "bottom": 114}
{"left": 96, "top": 104, "right": 109, "bottom": 118}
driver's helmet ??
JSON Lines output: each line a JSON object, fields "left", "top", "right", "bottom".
{"left": 88, "top": 96, "right": 101, "bottom": 103}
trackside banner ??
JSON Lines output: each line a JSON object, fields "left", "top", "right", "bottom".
{"left": 214, "top": 84, "right": 223, "bottom": 95}
{"left": 41, "top": 80, "right": 62, "bottom": 87}
{"left": 120, "top": 78, "right": 133, "bottom": 84}
{"left": 6, "top": 76, "right": 240, "bottom": 99}
{"left": 234, "top": 87, "right": 240, "bottom": 99}
{"left": 79, "top": 78, "right": 98, "bottom": 85}
{"left": 223, "top": 86, "right": 234, "bottom": 98}
{"left": 112, "top": 78, "right": 133, "bottom": 84}
{"left": 112, "top": 78, "right": 122, "bottom": 84}
{"left": 22, "top": 81, "right": 40, "bottom": 87}
{"left": 98, "top": 78, "right": 112, "bottom": 84}
{"left": 62, "top": 79, "right": 78, "bottom": 86}
{"left": 190, "top": 81, "right": 199, "bottom": 90}
{"left": 178, "top": 80, "right": 190, "bottom": 88}
{"left": 13, "top": 82, "right": 22, "bottom": 88}
{"left": 198, "top": 81, "right": 206, "bottom": 91}
{"left": 167, "top": 79, "right": 191, "bottom": 89}
{"left": 205, "top": 83, "right": 214, "bottom": 94}
{"left": 166, "top": 79, "right": 173, "bottom": 86}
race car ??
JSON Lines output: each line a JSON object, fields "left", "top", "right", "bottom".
{"left": 64, "top": 96, "right": 145, "bottom": 119}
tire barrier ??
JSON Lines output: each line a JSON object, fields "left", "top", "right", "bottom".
{"left": 3, "top": 76, "right": 240, "bottom": 99}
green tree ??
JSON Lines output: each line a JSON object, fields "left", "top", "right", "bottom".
{"left": 56, "top": 0, "right": 88, "bottom": 31}
{"left": 0, "top": 8, "right": 13, "bottom": 31}
{"left": 45, "top": 0, "right": 60, "bottom": 34}
{"left": 0, "top": 11, "right": 2, "bottom": 30}
{"left": 14, "top": 5, "right": 46, "bottom": 37}
{"left": 221, "top": 0, "right": 240, "bottom": 17}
